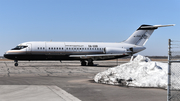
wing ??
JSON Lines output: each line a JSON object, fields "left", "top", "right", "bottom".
{"left": 69, "top": 53, "right": 129, "bottom": 60}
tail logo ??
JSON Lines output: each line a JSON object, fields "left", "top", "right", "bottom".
{"left": 142, "top": 34, "right": 148, "bottom": 39}
{"left": 134, "top": 34, "right": 148, "bottom": 39}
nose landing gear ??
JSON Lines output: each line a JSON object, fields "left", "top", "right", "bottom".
{"left": 14, "top": 60, "right": 18, "bottom": 66}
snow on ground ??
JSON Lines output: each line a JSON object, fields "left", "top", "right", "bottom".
{"left": 94, "top": 55, "right": 171, "bottom": 89}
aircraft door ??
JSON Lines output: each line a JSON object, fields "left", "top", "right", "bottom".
{"left": 26, "top": 43, "right": 32, "bottom": 54}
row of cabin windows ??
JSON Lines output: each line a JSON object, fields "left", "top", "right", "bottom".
{"left": 37, "top": 47, "right": 104, "bottom": 51}
{"left": 49, "top": 47, "right": 64, "bottom": 50}
{"left": 37, "top": 47, "right": 64, "bottom": 50}
{"left": 66, "top": 47, "right": 104, "bottom": 50}
{"left": 37, "top": 47, "right": 45, "bottom": 50}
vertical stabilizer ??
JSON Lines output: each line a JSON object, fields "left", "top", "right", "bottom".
{"left": 124, "top": 24, "right": 174, "bottom": 46}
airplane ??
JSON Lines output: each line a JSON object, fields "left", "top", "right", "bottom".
{"left": 4, "top": 24, "right": 174, "bottom": 66}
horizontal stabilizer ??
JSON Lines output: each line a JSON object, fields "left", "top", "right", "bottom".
{"left": 138, "top": 24, "right": 175, "bottom": 30}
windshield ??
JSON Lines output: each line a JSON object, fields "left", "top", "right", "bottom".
{"left": 11, "top": 46, "right": 28, "bottom": 50}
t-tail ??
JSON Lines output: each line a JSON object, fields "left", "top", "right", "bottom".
{"left": 124, "top": 24, "right": 175, "bottom": 46}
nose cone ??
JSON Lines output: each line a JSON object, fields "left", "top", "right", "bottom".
{"left": 4, "top": 51, "right": 9, "bottom": 58}
{"left": 3, "top": 51, "right": 14, "bottom": 60}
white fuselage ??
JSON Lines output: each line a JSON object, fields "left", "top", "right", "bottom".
{"left": 4, "top": 41, "right": 145, "bottom": 61}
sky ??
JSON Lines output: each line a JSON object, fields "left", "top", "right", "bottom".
{"left": 0, "top": 0, "right": 180, "bottom": 56}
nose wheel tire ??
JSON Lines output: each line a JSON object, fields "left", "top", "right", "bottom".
{"left": 14, "top": 60, "right": 18, "bottom": 67}
{"left": 14, "top": 63, "right": 18, "bottom": 66}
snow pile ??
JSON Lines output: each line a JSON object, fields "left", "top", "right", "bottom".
{"left": 94, "top": 55, "right": 169, "bottom": 89}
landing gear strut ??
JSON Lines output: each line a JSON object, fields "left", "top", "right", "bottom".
{"left": 14, "top": 60, "right": 18, "bottom": 67}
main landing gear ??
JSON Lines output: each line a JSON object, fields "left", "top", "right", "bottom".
{"left": 80, "top": 59, "right": 94, "bottom": 66}
{"left": 81, "top": 60, "right": 87, "bottom": 66}
{"left": 88, "top": 59, "right": 94, "bottom": 66}
{"left": 14, "top": 60, "right": 18, "bottom": 67}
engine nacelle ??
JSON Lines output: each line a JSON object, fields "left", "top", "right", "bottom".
{"left": 105, "top": 47, "right": 126, "bottom": 54}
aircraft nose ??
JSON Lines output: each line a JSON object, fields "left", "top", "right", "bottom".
{"left": 4, "top": 52, "right": 8, "bottom": 58}
{"left": 3, "top": 51, "right": 12, "bottom": 59}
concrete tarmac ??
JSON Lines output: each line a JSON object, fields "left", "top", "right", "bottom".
{"left": 0, "top": 61, "right": 167, "bottom": 101}
{"left": 0, "top": 85, "right": 80, "bottom": 101}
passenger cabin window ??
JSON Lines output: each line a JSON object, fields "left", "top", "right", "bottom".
{"left": 11, "top": 46, "right": 28, "bottom": 50}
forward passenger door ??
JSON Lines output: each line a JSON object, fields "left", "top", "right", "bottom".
{"left": 26, "top": 43, "right": 32, "bottom": 54}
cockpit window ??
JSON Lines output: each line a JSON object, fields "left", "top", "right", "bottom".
{"left": 11, "top": 46, "right": 28, "bottom": 50}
